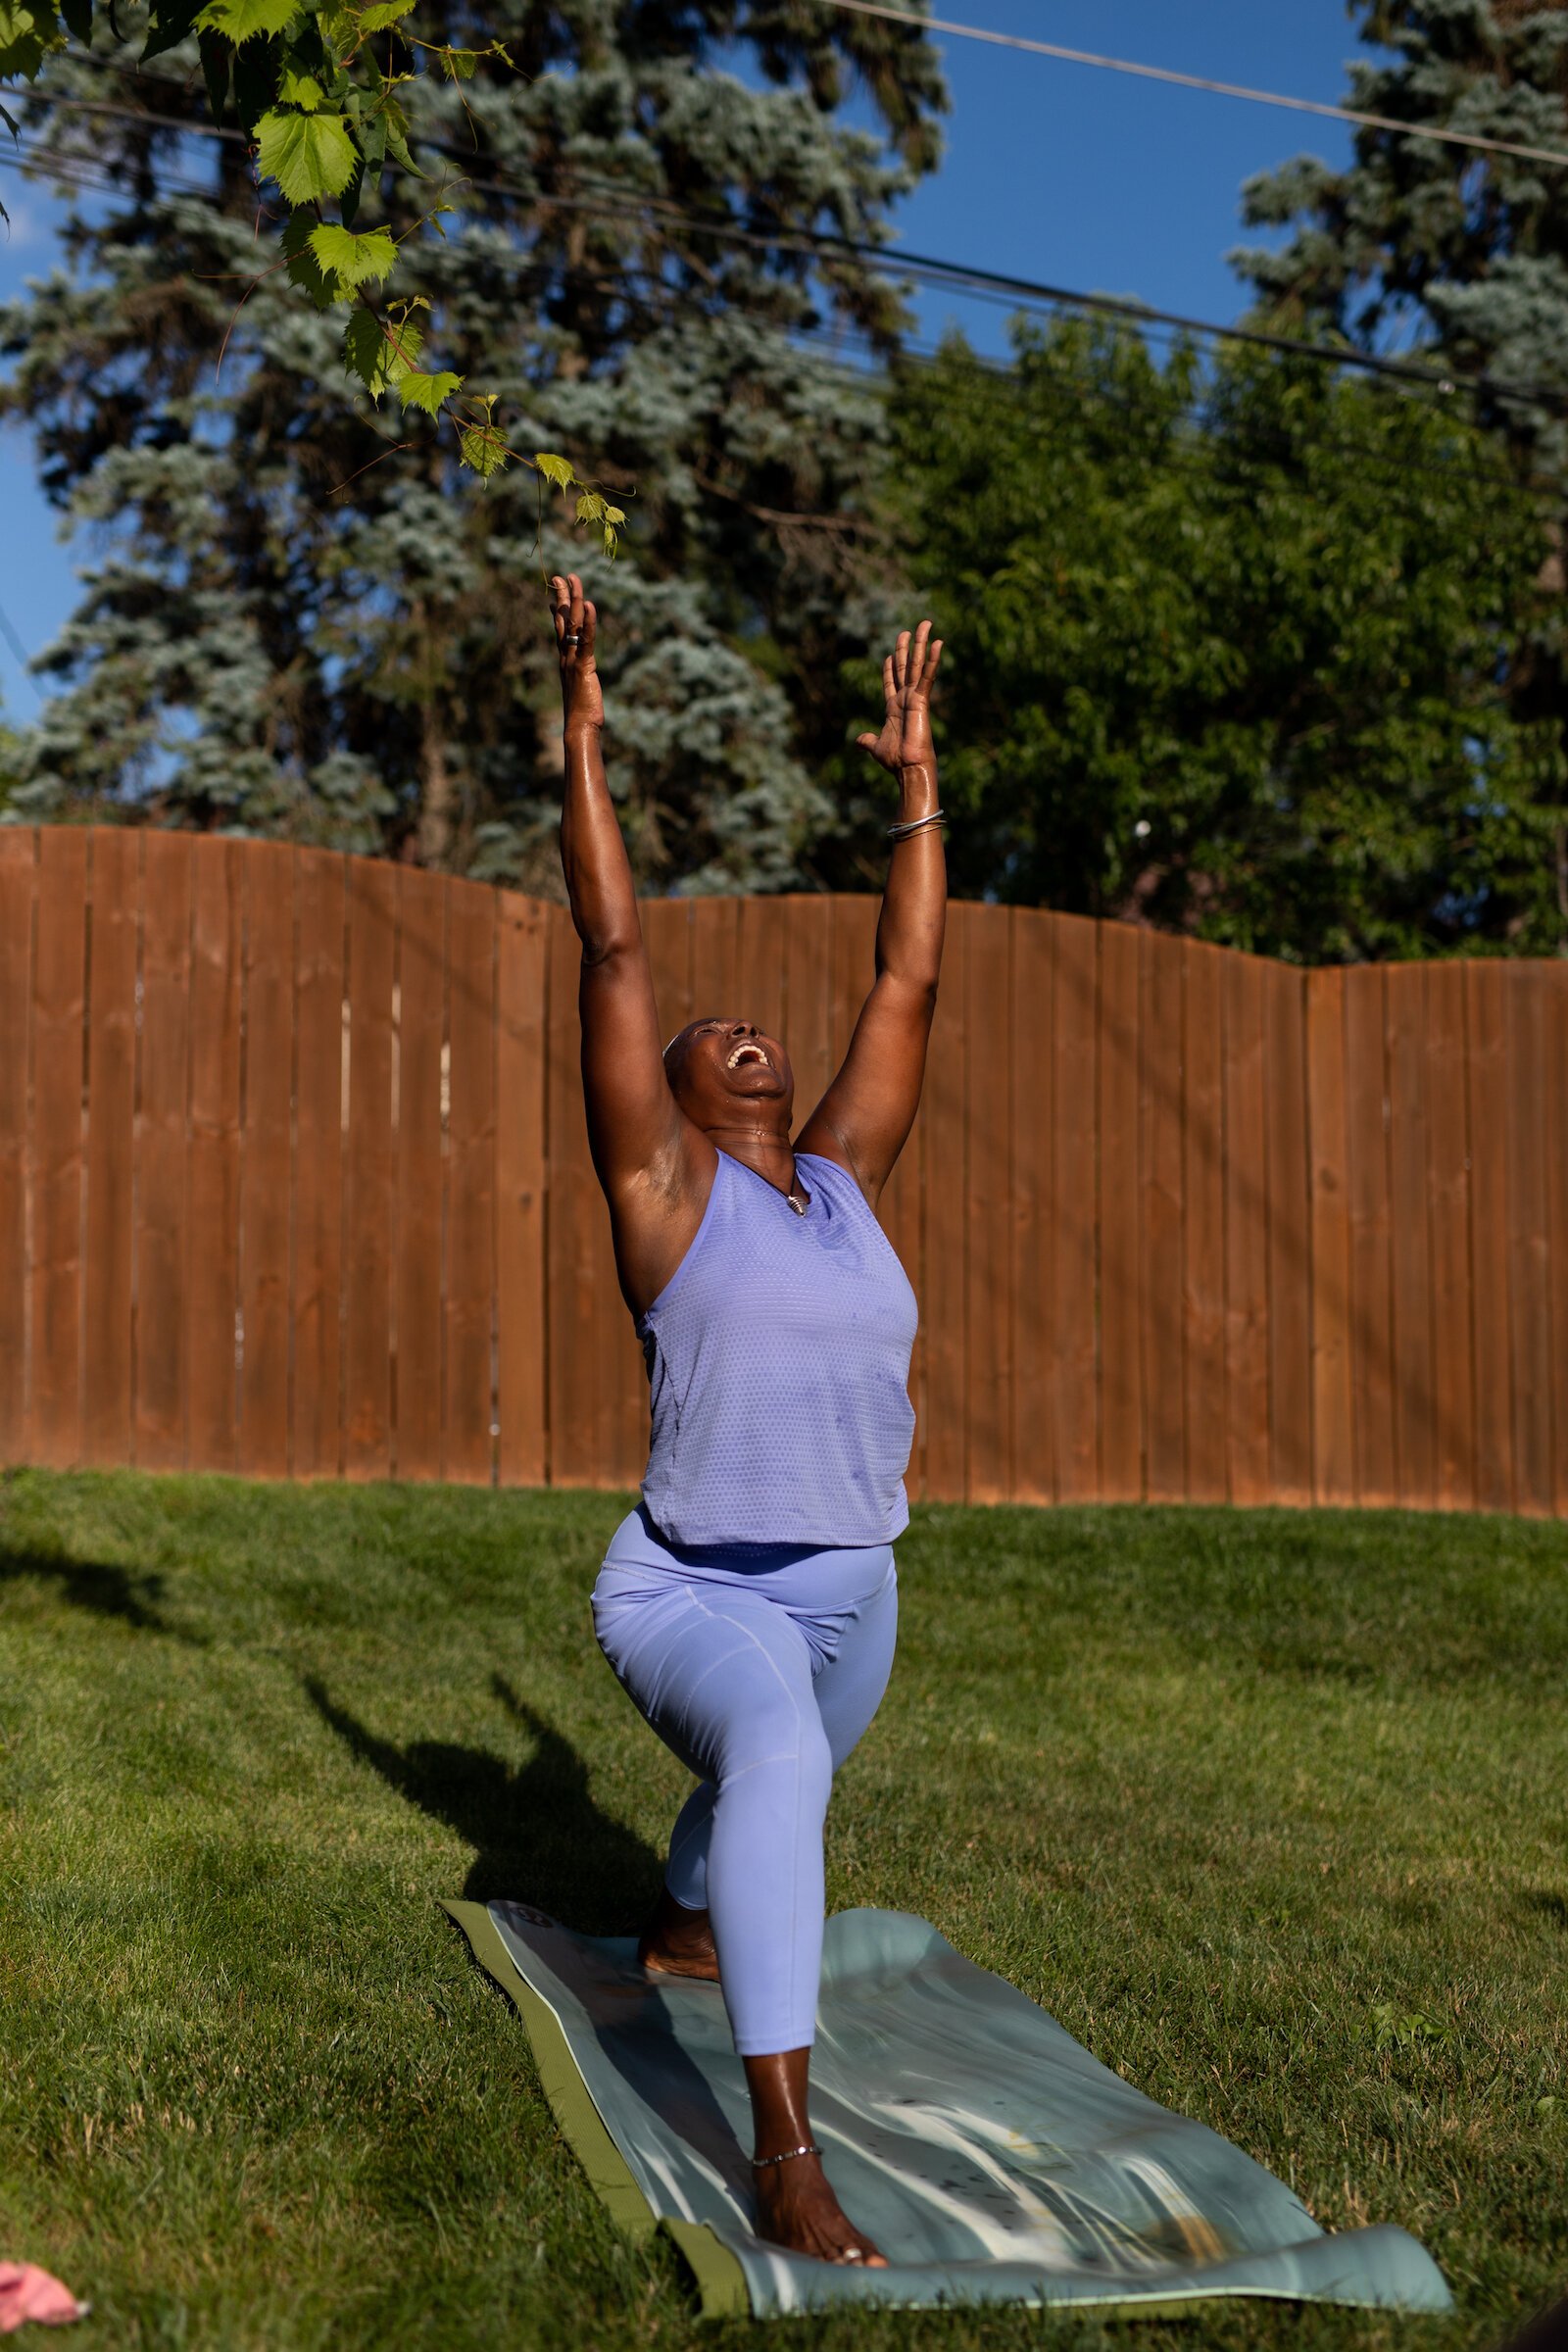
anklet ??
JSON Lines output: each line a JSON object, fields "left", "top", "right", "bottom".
{"left": 752, "top": 2143, "right": 821, "bottom": 2168}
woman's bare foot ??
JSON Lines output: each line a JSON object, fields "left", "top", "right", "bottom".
{"left": 744, "top": 2047, "right": 887, "bottom": 2267}
{"left": 637, "top": 1884, "right": 720, "bottom": 1982}
{"left": 753, "top": 2150, "right": 887, "bottom": 2267}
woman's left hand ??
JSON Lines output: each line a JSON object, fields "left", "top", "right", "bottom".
{"left": 857, "top": 620, "right": 943, "bottom": 776}
{"left": 549, "top": 571, "right": 604, "bottom": 738}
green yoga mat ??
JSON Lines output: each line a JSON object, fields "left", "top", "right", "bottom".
{"left": 444, "top": 1898, "right": 1452, "bottom": 2322}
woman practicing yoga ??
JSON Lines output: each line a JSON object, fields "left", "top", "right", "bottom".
{"left": 549, "top": 571, "right": 945, "bottom": 2268}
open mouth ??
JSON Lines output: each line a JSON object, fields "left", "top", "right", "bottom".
{"left": 726, "top": 1042, "right": 770, "bottom": 1071}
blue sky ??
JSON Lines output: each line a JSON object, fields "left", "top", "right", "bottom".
{"left": 0, "top": 1, "right": 1370, "bottom": 715}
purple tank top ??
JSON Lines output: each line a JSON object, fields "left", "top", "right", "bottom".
{"left": 637, "top": 1150, "right": 918, "bottom": 1547}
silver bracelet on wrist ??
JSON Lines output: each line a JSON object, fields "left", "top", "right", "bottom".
{"left": 887, "top": 808, "right": 947, "bottom": 843}
{"left": 751, "top": 2142, "right": 822, "bottom": 2168}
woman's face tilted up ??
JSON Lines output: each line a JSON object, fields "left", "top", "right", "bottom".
{"left": 664, "top": 1017, "right": 796, "bottom": 1132}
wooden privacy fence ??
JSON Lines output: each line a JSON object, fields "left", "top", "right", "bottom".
{"left": 2, "top": 825, "right": 1565, "bottom": 1512}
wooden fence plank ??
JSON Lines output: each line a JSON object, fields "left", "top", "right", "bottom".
{"left": 1009, "top": 910, "right": 1054, "bottom": 1505}
{"left": 446, "top": 879, "right": 497, "bottom": 1485}
{"left": 1425, "top": 963, "right": 1475, "bottom": 1511}
{"left": 395, "top": 865, "right": 446, "bottom": 1481}
{"left": 291, "top": 851, "right": 345, "bottom": 1480}
{"left": 883, "top": 1144, "right": 926, "bottom": 1496}
{"left": 134, "top": 833, "right": 192, "bottom": 1472}
{"left": 877, "top": 946, "right": 927, "bottom": 1497}
{"left": 238, "top": 843, "right": 294, "bottom": 1479}
{"left": 1547, "top": 962, "right": 1568, "bottom": 1519}
{"left": 186, "top": 839, "right": 243, "bottom": 1474}
{"left": 546, "top": 903, "right": 598, "bottom": 1488}
{"left": 82, "top": 830, "right": 138, "bottom": 1467}
{"left": 1048, "top": 914, "right": 1098, "bottom": 1503}
{"left": 1140, "top": 930, "right": 1186, "bottom": 1502}
{"left": 642, "top": 898, "right": 691, "bottom": 1051}
{"left": 1306, "top": 969, "right": 1353, "bottom": 1505}
{"left": 1344, "top": 967, "right": 1396, "bottom": 1507}
{"left": 1098, "top": 921, "right": 1143, "bottom": 1499}
{"left": 1182, "top": 943, "right": 1227, "bottom": 1502}
{"left": 1466, "top": 962, "right": 1513, "bottom": 1513}
{"left": 964, "top": 905, "right": 1011, "bottom": 1502}
{"left": 1505, "top": 966, "right": 1554, "bottom": 1516}
{"left": 1221, "top": 954, "right": 1270, "bottom": 1505}
{"left": 1264, "top": 962, "right": 1312, "bottom": 1505}
{"left": 690, "top": 896, "right": 741, "bottom": 1027}
{"left": 497, "top": 891, "right": 548, "bottom": 1488}
{"left": 830, "top": 897, "right": 877, "bottom": 1072}
{"left": 736, "top": 893, "right": 788, "bottom": 1053}
{"left": 0, "top": 833, "right": 32, "bottom": 1462}
{"left": 785, "top": 897, "right": 835, "bottom": 1129}
{"left": 1385, "top": 965, "right": 1436, "bottom": 1509}
{"left": 29, "top": 828, "right": 87, "bottom": 1468}
{"left": 343, "top": 854, "right": 396, "bottom": 1481}
{"left": 921, "top": 900, "right": 968, "bottom": 1501}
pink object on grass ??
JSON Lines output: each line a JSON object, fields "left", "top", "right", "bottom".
{"left": 0, "top": 2266, "right": 86, "bottom": 2333}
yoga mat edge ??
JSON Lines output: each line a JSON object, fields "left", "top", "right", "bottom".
{"left": 440, "top": 1900, "right": 689, "bottom": 2253}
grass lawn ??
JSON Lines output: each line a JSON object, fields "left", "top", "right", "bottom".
{"left": 1, "top": 1469, "right": 1565, "bottom": 2351}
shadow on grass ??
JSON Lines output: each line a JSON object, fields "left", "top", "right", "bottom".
{"left": 303, "top": 1672, "right": 662, "bottom": 1927}
{"left": 0, "top": 1548, "right": 204, "bottom": 1643}
{"left": 305, "top": 1676, "right": 756, "bottom": 2196}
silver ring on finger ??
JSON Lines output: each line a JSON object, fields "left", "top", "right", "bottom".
{"left": 563, "top": 631, "right": 581, "bottom": 646}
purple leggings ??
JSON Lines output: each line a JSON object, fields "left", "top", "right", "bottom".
{"left": 591, "top": 1504, "right": 898, "bottom": 2056}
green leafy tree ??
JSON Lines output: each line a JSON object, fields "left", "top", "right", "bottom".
{"left": 891, "top": 319, "right": 1564, "bottom": 958}
{"left": 0, "top": 707, "right": 22, "bottom": 811}
{"left": 1, "top": 4, "right": 944, "bottom": 881}
{"left": 1233, "top": 0, "right": 1568, "bottom": 468}
{"left": 1230, "top": 2, "right": 1568, "bottom": 931}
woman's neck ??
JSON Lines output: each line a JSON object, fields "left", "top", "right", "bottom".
{"left": 704, "top": 1122, "right": 799, "bottom": 1197}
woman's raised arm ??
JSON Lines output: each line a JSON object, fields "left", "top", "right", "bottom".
{"left": 550, "top": 573, "right": 686, "bottom": 1205}
{"left": 795, "top": 622, "right": 947, "bottom": 1204}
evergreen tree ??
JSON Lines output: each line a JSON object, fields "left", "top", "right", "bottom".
{"left": 1, "top": 3, "right": 944, "bottom": 889}
{"left": 1229, "top": 0, "right": 1568, "bottom": 942}
{"left": 1233, "top": 0, "right": 1568, "bottom": 467}
{"left": 0, "top": 709, "right": 21, "bottom": 809}
{"left": 892, "top": 319, "right": 1564, "bottom": 958}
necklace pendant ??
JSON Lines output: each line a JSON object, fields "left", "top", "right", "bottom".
{"left": 787, "top": 1191, "right": 807, "bottom": 1216}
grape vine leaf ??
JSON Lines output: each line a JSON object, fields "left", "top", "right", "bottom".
{"left": 256, "top": 106, "right": 359, "bottom": 203}
{"left": 0, "top": 0, "right": 58, "bottom": 79}
{"left": 399, "top": 368, "right": 463, "bottom": 415}
{"left": 275, "top": 63, "right": 322, "bottom": 108}
{"left": 194, "top": 0, "right": 299, "bottom": 42}
{"left": 309, "top": 220, "right": 398, "bottom": 291}
{"left": 280, "top": 210, "right": 335, "bottom": 309}
{"left": 344, "top": 304, "right": 423, "bottom": 397}
{"left": 459, "top": 420, "right": 509, "bottom": 478}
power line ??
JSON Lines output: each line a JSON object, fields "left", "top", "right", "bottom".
{"left": 14, "top": 88, "right": 234, "bottom": 140}
{"left": 820, "top": 0, "right": 1568, "bottom": 174}
{"left": 13, "top": 85, "right": 1568, "bottom": 423}
{"left": 518, "top": 172, "right": 1568, "bottom": 416}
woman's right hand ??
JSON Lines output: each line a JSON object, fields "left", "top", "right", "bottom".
{"left": 549, "top": 571, "right": 604, "bottom": 738}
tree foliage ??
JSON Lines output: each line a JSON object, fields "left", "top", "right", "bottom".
{"left": 6, "top": 0, "right": 617, "bottom": 501}
{"left": 0, "top": 0, "right": 945, "bottom": 881}
{"left": 892, "top": 320, "right": 1565, "bottom": 959}
{"left": 1226, "top": 0, "right": 1568, "bottom": 947}
{"left": 1233, "top": 0, "right": 1568, "bottom": 469}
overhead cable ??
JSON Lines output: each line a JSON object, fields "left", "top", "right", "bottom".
{"left": 820, "top": 0, "right": 1568, "bottom": 173}
{"left": 13, "top": 92, "right": 1568, "bottom": 416}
